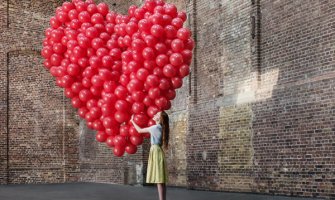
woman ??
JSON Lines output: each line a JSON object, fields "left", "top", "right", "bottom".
{"left": 130, "top": 111, "right": 169, "bottom": 200}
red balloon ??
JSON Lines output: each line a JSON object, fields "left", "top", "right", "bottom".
{"left": 148, "top": 87, "right": 161, "bottom": 99}
{"left": 146, "top": 75, "right": 159, "bottom": 87}
{"left": 142, "top": 47, "right": 155, "bottom": 60}
{"left": 136, "top": 68, "right": 149, "bottom": 81}
{"left": 67, "top": 64, "right": 81, "bottom": 76}
{"left": 179, "top": 64, "right": 190, "bottom": 77}
{"left": 155, "top": 96, "right": 168, "bottom": 109}
{"left": 103, "top": 81, "right": 117, "bottom": 93}
{"left": 91, "top": 75, "right": 104, "bottom": 87}
{"left": 165, "top": 89, "right": 176, "bottom": 100}
{"left": 103, "top": 116, "right": 117, "bottom": 129}
{"left": 82, "top": 77, "right": 92, "bottom": 88}
{"left": 156, "top": 54, "right": 169, "bottom": 67}
{"left": 177, "top": 28, "right": 191, "bottom": 40}
{"left": 79, "top": 89, "right": 93, "bottom": 102}
{"left": 106, "top": 136, "right": 115, "bottom": 147}
{"left": 113, "top": 135, "right": 127, "bottom": 147}
{"left": 147, "top": 106, "right": 159, "bottom": 117}
{"left": 165, "top": 25, "right": 177, "bottom": 39}
{"left": 159, "top": 78, "right": 171, "bottom": 90}
{"left": 163, "top": 64, "right": 177, "bottom": 77}
{"left": 144, "top": 35, "right": 157, "bottom": 47}
{"left": 101, "top": 103, "right": 115, "bottom": 116}
{"left": 93, "top": 119, "right": 104, "bottom": 131}
{"left": 96, "top": 131, "right": 108, "bottom": 142}
{"left": 90, "top": 86, "right": 102, "bottom": 96}
{"left": 71, "top": 97, "right": 83, "bottom": 108}
{"left": 99, "top": 68, "right": 113, "bottom": 81}
{"left": 114, "top": 111, "right": 130, "bottom": 123}
{"left": 164, "top": 4, "right": 177, "bottom": 17}
{"left": 151, "top": 24, "right": 164, "bottom": 38}
{"left": 113, "top": 146, "right": 125, "bottom": 157}
{"left": 62, "top": 75, "right": 74, "bottom": 88}
{"left": 79, "top": 11, "right": 91, "bottom": 23}
{"left": 125, "top": 143, "right": 137, "bottom": 154}
{"left": 143, "top": 95, "right": 154, "bottom": 106}
{"left": 171, "top": 39, "right": 184, "bottom": 52}
{"left": 115, "top": 100, "right": 130, "bottom": 111}
{"left": 50, "top": 16, "right": 61, "bottom": 28}
{"left": 171, "top": 17, "right": 184, "bottom": 29}
{"left": 134, "top": 113, "right": 149, "bottom": 126}
{"left": 120, "top": 125, "right": 130, "bottom": 137}
{"left": 181, "top": 49, "right": 193, "bottom": 63}
{"left": 97, "top": 3, "right": 109, "bottom": 16}
{"left": 78, "top": 107, "right": 89, "bottom": 118}
{"left": 71, "top": 82, "right": 83, "bottom": 93}
{"left": 170, "top": 53, "right": 184, "bottom": 66}
{"left": 87, "top": 4, "right": 98, "bottom": 14}
{"left": 114, "top": 85, "right": 128, "bottom": 99}
{"left": 86, "top": 99, "right": 98, "bottom": 109}
{"left": 171, "top": 77, "right": 183, "bottom": 89}
{"left": 65, "top": 88, "right": 76, "bottom": 98}
{"left": 130, "top": 135, "right": 143, "bottom": 146}
{"left": 50, "top": 54, "right": 62, "bottom": 66}
{"left": 41, "top": 46, "right": 53, "bottom": 58}
{"left": 131, "top": 91, "right": 145, "bottom": 102}
{"left": 127, "top": 79, "right": 144, "bottom": 92}
{"left": 132, "top": 102, "right": 145, "bottom": 114}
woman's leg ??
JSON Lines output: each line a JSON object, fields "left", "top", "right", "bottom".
{"left": 157, "top": 183, "right": 166, "bottom": 200}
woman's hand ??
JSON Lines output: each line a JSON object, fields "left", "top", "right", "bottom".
{"left": 130, "top": 115, "right": 134, "bottom": 123}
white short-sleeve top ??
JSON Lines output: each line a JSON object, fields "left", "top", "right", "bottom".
{"left": 148, "top": 124, "right": 162, "bottom": 145}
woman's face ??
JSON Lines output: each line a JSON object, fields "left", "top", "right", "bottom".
{"left": 153, "top": 112, "right": 161, "bottom": 123}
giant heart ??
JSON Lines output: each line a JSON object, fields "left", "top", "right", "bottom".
{"left": 41, "top": 0, "right": 194, "bottom": 157}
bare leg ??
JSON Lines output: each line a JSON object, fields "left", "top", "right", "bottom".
{"left": 157, "top": 183, "right": 166, "bottom": 200}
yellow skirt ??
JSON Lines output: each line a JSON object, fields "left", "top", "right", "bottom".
{"left": 146, "top": 145, "right": 168, "bottom": 184}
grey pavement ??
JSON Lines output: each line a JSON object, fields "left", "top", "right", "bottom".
{"left": 0, "top": 182, "right": 321, "bottom": 200}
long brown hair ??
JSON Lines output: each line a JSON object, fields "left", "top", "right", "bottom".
{"left": 159, "top": 111, "right": 169, "bottom": 150}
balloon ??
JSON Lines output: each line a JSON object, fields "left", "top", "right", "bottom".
{"left": 151, "top": 24, "right": 164, "bottom": 38}
{"left": 106, "top": 136, "right": 115, "bottom": 147}
{"left": 125, "top": 143, "right": 137, "bottom": 154}
{"left": 132, "top": 102, "right": 145, "bottom": 114}
{"left": 165, "top": 25, "right": 177, "bottom": 39}
{"left": 114, "top": 85, "right": 128, "bottom": 99}
{"left": 155, "top": 96, "right": 168, "bottom": 109}
{"left": 163, "top": 64, "right": 177, "bottom": 77}
{"left": 71, "top": 97, "right": 83, "bottom": 108}
{"left": 130, "top": 135, "right": 143, "bottom": 146}
{"left": 177, "top": 28, "right": 191, "bottom": 40}
{"left": 96, "top": 131, "right": 108, "bottom": 142}
{"left": 115, "top": 99, "right": 130, "bottom": 111}
{"left": 78, "top": 107, "right": 89, "bottom": 118}
{"left": 147, "top": 106, "right": 159, "bottom": 117}
{"left": 79, "top": 89, "right": 93, "bottom": 102}
{"left": 171, "top": 77, "right": 183, "bottom": 89}
{"left": 165, "top": 89, "right": 176, "bottom": 100}
{"left": 170, "top": 53, "right": 184, "bottom": 66}
{"left": 120, "top": 125, "right": 130, "bottom": 137}
{"left": 133, "top": 113, "right": 149, "bottom": 126}
{"left": 179, "top": 64, "right": 190, "bottom": 77}
{"left": 113, "top": 146, "right": 125, "bottom": 157}
{"left": 156, "top": 54, "right": 169, "bottom": 67}
{"left": 114, "top": 111, "right": 130, "bottom": 123}
{"left": 103, "top": 117, "right": 117, "bottom": 129}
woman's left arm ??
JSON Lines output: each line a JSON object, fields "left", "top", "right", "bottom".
{"left": 130, "top": 116, "right": 151, "bottom": 133}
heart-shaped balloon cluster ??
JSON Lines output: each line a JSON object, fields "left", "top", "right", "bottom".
{"left": 41, "top": 0, "right": 194, "bottom": 157}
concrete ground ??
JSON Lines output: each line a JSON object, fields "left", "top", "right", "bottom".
{"left": 0, "top": 183, "right": 320, "bottom": 200}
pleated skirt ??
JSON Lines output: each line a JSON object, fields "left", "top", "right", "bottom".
{"left": 146, "top": 145, "right": 168, "bottom": 184}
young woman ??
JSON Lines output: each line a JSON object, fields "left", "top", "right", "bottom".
{"left": 130, "top": 111, "right": 169, "bottom": 200}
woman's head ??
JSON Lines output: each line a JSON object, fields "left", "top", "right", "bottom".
{"left": 153, "top": 111, "right": 169, "bottom": 149}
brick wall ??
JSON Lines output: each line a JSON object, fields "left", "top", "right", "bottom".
{"left": 0, "top": 0, "right": 334, "bottom": 199}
